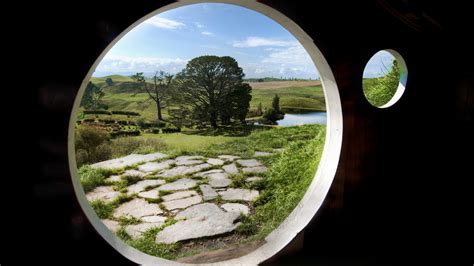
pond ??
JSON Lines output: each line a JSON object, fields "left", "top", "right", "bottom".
{"left": 277, "top": 112, "right": 327, "bottom": 126}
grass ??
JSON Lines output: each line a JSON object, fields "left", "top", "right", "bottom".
{"left": 127, "top": 133, "right": 237, "bottom": 154}
{"left": 118, "top": 218, "right": 180, "bottom": 260}
{"left": 362, "top": 77, "right": 397, "bottom": 107}
{"left": 199, "top": 124, "right": 323, "bottom": 159}
{"left": 236, "top": 214, "right": 259, "bottom": 235}
{"left": 250, "top": 85, "right": 326, "bottom": 112}
{"left": 249, "top": 126, "right": 325, "bottom": 240}
{"left": 118, "top": 216, "right": 142, "bottom": 226}
{"left": 110, "top": 137, "right": 168, "bottom": 158}
{"left": 78, "top": 166, "right": 107, "bottom": 193}
{"left": 90, "top": 200, "right": 114, "bottom": 219}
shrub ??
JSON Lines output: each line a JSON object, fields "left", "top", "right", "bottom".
{"left": 137, "top": 119, "right": 166, "bottom": 129}
{"left": 75, "top": 125, "right": 111, "bottom": 166}
{"left": 152, "top": 128, "right": 161, "bottom": 134}
{"left": 75, "top": 149, "right": 89, "bottom": 167}
{"left": 78, "top": 165, "right": 106, "bottom": 193}
{"left": 262, "top": 108, "right": 284, "bottom": 124}
{"left": 162, "top": 127, "right": 181, "bottom": 134}
{"left": 90, "top": 143, "right": 112, "bottom": 162}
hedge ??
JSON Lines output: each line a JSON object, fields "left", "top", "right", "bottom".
{"left": 111, "top": 111, "right": 140, "bottom": 116}
{"left": 83, "top": 110, "right": 112, "bottom": 115}
{"left": 83, "top": 110, "right": 140, "bottom": 116}
{"left": 162, "top": 127, "right": 181, "bottom": 134}
{"left": 110, "top": 130, "right": 141, "bottom": 138}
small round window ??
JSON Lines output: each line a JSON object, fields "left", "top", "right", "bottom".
{"left": 362, "top": 49, "right": 408, "bottom": 108}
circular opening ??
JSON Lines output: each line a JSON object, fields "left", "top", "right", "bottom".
{"left": 68, "top": 1, "right": 343, "bottom": 264}
{"left": 362, "top": 49, "right": 408, "bottom": 108}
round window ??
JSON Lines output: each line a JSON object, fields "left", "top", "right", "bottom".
{"left": 362, "top": 49, "right": 408, "bottom": 108}
{"left": 68, "top": 1, "right": 342, "bottom": 264}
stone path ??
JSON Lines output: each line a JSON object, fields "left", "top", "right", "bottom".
{"left": 88, "top": 151, "right": 276, "bottom": 244}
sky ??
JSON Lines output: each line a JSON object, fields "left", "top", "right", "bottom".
{"left": 363, "top": 50, "right": 396, "bottom": 78}
{"left": 93, "top": 3, "right": 320, "bottom": 79}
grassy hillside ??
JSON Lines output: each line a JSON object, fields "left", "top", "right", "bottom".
{"left": 91, "top": 75, "right": 134, "bottom": 85}
{"left": 86, "top": 76, "right": 326, "bottom": 123}
{"left": 250, "top": 84, "right": 325, "bottom": 112}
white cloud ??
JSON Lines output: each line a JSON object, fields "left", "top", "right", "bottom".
{"left": 144, "top": 16, "right": 185, "bottom": 29}
{"left": 237, "top": 41, "right": 320, "bottom": 79}
{"left": 96, "top": 55, "right": 188, "bottom": 75}
{"left": 194, "top": 22, "right": 204, "bottom": 28}
{"left": 233, "top": 37, "right": 297, "bottom": 48}
{"left": 201, "top": 31, "right": 214, "bottom": 36}
{"left": 262, "top": 43, "right": 314, "bottom": 66}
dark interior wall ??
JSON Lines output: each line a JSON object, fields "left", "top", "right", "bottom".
{"left": 32, "top": 0, "right": 471, "bottom": 264}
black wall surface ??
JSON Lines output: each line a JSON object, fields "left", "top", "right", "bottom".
{"left": 31, "top": 0, "right": 471, "bottom": 264}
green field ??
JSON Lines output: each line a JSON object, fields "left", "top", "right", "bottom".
{"left": 250, "top": 85, "right": 325, "bottom": 112}
{"left": 89, "top": 76, "right": 326, "bottom": 123}
{"left": 126, "top": 133, "right": 238, "bottom": 154}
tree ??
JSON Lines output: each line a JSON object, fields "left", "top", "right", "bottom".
{"left": 80, "top": 81, "right": 107, "bottom": 110}
{"left": 131, "top": 71, "right": 172, "bottom": 124}
{"left": 105, "top": 77, "right": 113, "bottom": 86}
{"left": 172, "top": 55, "right": 251, "bottom": 129}
{"left": 263, "top": 94, "right": 285, "bottom": 124}
{"left": 272, "top": 94, "right": 281, "bottom": 113}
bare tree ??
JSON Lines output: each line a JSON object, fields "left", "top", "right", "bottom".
{"left": 131, "top": 71, "right": 173, "bottom": 124}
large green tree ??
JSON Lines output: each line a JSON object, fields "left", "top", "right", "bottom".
{"left": 80, "top": 81, "right": 106, "bottom": 110}
{"left": 131, "top": 71, "right": 173, "bottom": 123}
{"left": 171, "top": 55, "right": 252, "bottom": 128}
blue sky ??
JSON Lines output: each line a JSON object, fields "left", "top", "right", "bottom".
{"left": 93, "top": 3, "right": 319, "bottom": 79}
{"left": 363, "top": 50, "right": 396, "bottom": 78}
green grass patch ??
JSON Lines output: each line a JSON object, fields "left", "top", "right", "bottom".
{"left": 118, "top": 216, "right": 142, "bottom": 226}
{"left": 132, "top": 133, "right": 237, "bottom": 154}
{"left": 122, "top": 175, "right": 142, "bottom": 185}
{"left": 90, "top": 200, "right": 114, "bottom": 219}
{"left": 230, "top": 174, "right": 247, "bottom": 188}
{"left": 78, "top": 165, "right": 107, "bottom": 193}
{"left": 111, "top": 193, "right": 134, "bottom": 205}
{"left": 250, "top": 85, "right": 325, "bottom": 112}
{"left": 119, "top": 218, "right": 180, "bottom": 260}
{"left": 236, "top": 215, "right": 259, "bottom": 236}
{"left": 159, "top": 190, "right": 173, "bottom": 197}
{"left": 145, "top": 198, "right": 163, "bottom": 204}
{"left": 250, "top": 126, "right": 325, "bottom": 240}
